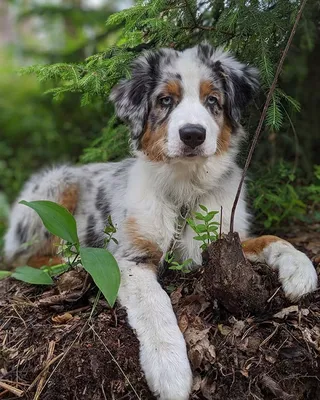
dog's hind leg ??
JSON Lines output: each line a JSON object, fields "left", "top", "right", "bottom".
{"left": 4, "top": 166, "right": 79, "bottom": 268}
{"left": 242, "top": 235, "right": 318, "bottom": 300}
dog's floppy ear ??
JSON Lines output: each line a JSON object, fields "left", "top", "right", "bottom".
{"left": 110, "top": 49, "right": 173, "bottom": 140}
{"left": 198, "top": 43, "right": 259, "bottom": 124}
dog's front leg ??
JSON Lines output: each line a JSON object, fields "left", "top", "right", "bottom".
{"left": 242, "top": 235, "right": 318, "bottom": 300}
{"left": 116, "top": 255, "right": 193, "bottom": 400}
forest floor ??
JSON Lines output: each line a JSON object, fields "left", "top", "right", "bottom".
{"left": 0, "top": 223, "right": 319, "bottom": 400}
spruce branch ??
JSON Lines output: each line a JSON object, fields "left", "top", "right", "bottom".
{"left": 229, "top": 0, "right": 308, "bottom": 234}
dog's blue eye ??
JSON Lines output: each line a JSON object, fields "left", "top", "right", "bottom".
{"left": 207, "top": 95, "right": 217, "bottom": 105}
{"left": 160, "top": 96, "right": 173, "bottom": 107}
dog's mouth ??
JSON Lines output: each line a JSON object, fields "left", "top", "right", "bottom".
{"left": 181, "top": 149, "right": 205, "bottom": 158}
{"left": 168, "top": 151, "right": 205, "bottom": 162}
{"left": 186, "top": 153, "right": 198, "bottom": 158}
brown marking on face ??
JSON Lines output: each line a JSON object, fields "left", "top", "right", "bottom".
{"left": 59, "top": 184, "right": 79, "bottom": 214}
{"left": 125, "top": 217, "right": 163, "bottom": 269}
{"left": 141, "top": 122, "right": 168, "bottom": 162}
{"left": 200, "top": 80, "right": 221, "bottom": 103}
{"left": 164, "top": 80, "right": 182, "bottom": 100}
{"left": 242, "top": 235, "right": 286, "bottom": 256}
{"left": 216, "top": 118, "right": 232, "bottom": 155}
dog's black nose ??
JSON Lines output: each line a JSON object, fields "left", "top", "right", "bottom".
{"left": 179, "top": 124, "right": 206, "bottom": 149}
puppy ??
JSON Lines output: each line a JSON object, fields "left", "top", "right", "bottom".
{"left": 4, "top": 43, "right": 318, "bottom": 399}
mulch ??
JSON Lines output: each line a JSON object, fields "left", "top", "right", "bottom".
{"left": 0, "top": 226, "right": 319, "bottom": 400}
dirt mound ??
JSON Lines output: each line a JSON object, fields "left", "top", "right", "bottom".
{"left": 0, "top": 230, "right": 319, "bottom": 400}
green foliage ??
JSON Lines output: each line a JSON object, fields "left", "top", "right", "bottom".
{"left": 0, "top": 265, "right": 53, "bottom": 285}
{"left": 103, "top": 215, "right": 119, "bottom": 246}
{"left": 2, "top": 200, "right": 120, "bottom": 307}
{"left": 297, "top": 165, "right": 320, "bottom": 222}
{"left": 301, "top": 165, "right": 320, "bottom": 204}
{"left": 80, "top": 118, "right": 130, "bottom": 163}
{"left": 11, "top": 266, "right": 53, "bottom": 285}
{"left": 79, "top": 247, "right": 120, "bottom": 307}
{"left": 0, "top": 62, "right": 107, "bottom": 202}
{"left": 19, "top": 200, "right": 79, "bottom": 244}
{"left": 165, "top": 252, "right": 193, "bottom": 273}
{"left": 41, "top": 263, "right": 71, "bottom": 278}
{"left": 248, "top": 161, "right": 317, "bottom": 230}
{"left": 187, "top": 205, "right": 220, "bottom": 251}
{"left": 165, "top": 205, "right": 220, "bottom": 272}
{"left": 21, "top": 0, "right": 315, "bottom": 136}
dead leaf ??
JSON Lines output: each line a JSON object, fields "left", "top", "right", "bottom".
{"left": 185, "top": 320, "right": 215, "bottom": 370}
{"left": 200, "top": 376, "right": 216, "bottom": 399}
{"left": 265, "top": 354, "right": 277, "bottom": 364}
{"left": 178, "top": 313, "right": 189, "bottom": 333}
{"left": 301, "top": 326, "right": 320, "bottom": 352}
{"left": 52, "top": 312, "right": 73, "bottom": 324}
{"left": 57, "top": 270, "right": 86, "bottom": 293}
{"left": 170, "top": 286, "right": 183, "bottom": 306}
{"left": 273, "top": 306, "right": 298, "bottom": 319}
{"left": 240, "top": 368, "right": 249, "bottom": 378}
{"left": 218, "top": 324, "right": 232, "bottom": 336}
{"left": 232, "top": 320, "right": 246, "bottom": 337}
{"left": 192, "top": 374, "right": 202, "bottom": 391}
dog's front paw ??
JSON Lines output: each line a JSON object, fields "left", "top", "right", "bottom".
{"left": 140, "top": 336, "right": 193, "bottom": 400}
{"left": 277, "top": 248, "right": 318, "bottom": 301}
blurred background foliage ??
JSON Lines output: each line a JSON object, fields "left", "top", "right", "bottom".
{"left": 0, "top": 0, "right": 319, "bottom": 249}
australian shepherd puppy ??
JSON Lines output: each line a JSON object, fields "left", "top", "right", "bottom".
{"left": 4, "top": 43, "right": 318, "bottom": 399}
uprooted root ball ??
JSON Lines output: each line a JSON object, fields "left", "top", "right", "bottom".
{"left": 201, "top": 232, "right": 285, "bottom": 316}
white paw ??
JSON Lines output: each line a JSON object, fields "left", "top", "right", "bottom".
{"left": 276, "top": 248, "right": 318, "bottom": 301}
{"left": 140, "top": 337, "right": 193, "bottom": 400}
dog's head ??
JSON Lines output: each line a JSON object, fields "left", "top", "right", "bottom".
{"left": 110, "top": 43, "right": 259, "bottom": 162}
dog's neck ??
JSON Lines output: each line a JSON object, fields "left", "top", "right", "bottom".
{"left": 134, "top": 152, "right": 237, "bottom": 208}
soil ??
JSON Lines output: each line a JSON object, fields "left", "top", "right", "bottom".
{"left": 0, "top": 225, "right": 319, "bottom": 400}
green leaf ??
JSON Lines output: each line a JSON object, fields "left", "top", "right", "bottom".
{"left": 0, "top": 271, "right": 12, "bottom": 280}
{"left": 208, "top": 221, "right": 220, "bottom": 226}
{"left": 186, "top": 218, "right": 196, "bottom": 228}
{"left": 209, "top": 234, "right": 218, "bottom": 241}
{"left": 181, "top": 258, "right": 193, "bottom": 267}
{"left": 12, "top": 266, "right": 53, "bottom": 285}
{"left": 199, "top": 205, "right": 208, "bottom": 212}
{"left": 194, "top": 212, "right": 205, "bottom": 220}
{"left": 20, "top": 200, "right": 79, "bottom": 244}
{"left": 193, "top": 234, "right": 208, "bottom": 241}
{"left": 203, "top": 211, "right": 219, "bottom": 222}
{"left": 41, "top": 263, "right": 70, "bottom": 277}
{"left": 194, "top": 224, "right": 207, "bottom": 233}
{"left": 208, "top": 225, "right": 219, "bottom": 232}
{"left": 80, "top": 247, "right": 120, "bottom": 307}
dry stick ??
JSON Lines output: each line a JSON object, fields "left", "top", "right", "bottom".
{"left": 34, "top": 340, "right": 56, "bottom": 400}
{"left": 229, "top": 0, "right": 308, "bottom": 233}
{"left": 0, "top": 382, "right": 24, "bottom": 398}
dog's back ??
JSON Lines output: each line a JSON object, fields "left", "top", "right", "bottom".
{"left": 4, "top": 159, "right": 134, "bottom": 266}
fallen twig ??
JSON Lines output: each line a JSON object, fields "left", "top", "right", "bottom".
{"left": 27, "top": 352, "right": 64, "bottom": 393}
{"left": 0, "top": 381, "right": 24, "bottom": 397}
{"left": 34, "top": 340, "right": 56, "bottom": 400}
